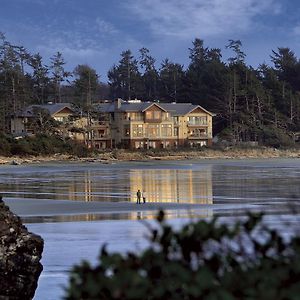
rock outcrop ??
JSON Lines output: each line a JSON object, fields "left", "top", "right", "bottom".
{"left": 0, "top": 196, "right": 44, "bottom": 300}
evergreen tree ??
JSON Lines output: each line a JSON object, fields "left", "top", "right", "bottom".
{"left": 73, "top": 64, "right": 99, "bottom": 106}
{"left": 28, "top": 53, "right": 49, "bottom": 104}
{"left": 158, "top": 59, "right": 184, "bottom": 102}
{"left": 0, "top": 33, "right": 31, "bottom": 131}
{"left": 49, "top": 52, "right": 71, "bottom": 103}
{"left": 139, "top": 47, "right": 158, "bottom": 100}
{"left": 108, "top": 50, "right": 142, "bottom": 100}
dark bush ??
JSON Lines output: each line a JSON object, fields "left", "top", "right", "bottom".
{"left": 10, "top": 138, "right": 36, "bottom": 156}
{"left": 260, "top": 126, "right": 294, "bottom": 148}
{"left": 0, "top": 133, "right": 12, "bottom": 156}
{"left": 65, "top": 211, "right": 300, "bottom": 300}
{"left": 1, "top": 134, "right": 91, "bottom": 157}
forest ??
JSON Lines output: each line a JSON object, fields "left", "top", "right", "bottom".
{"left": 1, "top": 32, "right": 300, "bottom": 147}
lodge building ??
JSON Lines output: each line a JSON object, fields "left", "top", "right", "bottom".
{"left": 10, "top": 99, "right": 214, "bottom": 149}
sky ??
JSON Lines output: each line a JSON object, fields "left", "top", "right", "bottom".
{"left": 1, "top": 0, "right": 300, "bottom": 82}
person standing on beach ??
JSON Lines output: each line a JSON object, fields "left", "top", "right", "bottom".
{"left": 142, "top": 191, "right": 146, "bottom": 203}
{"left": 136, "top": 189, "right": 141, "bottom": 204}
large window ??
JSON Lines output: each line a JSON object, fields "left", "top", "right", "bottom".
{"left": 145, "top": 110, "right": 161, "bottom": 120}
{"left": 154, "top": 111, "right": 161, "bottom": 119}
{"left": 147, "top": 124, "right": 160, "bottom": 137}
{"left": 188, "top": 116, "right": 207, "bottom": 125}
{"left": 189, "top": 128, "right": 207, "bottom": 137}
{"left": 132, "top": 124, "right": 144, "bottom": 137}
{"left": 161, "top": 124, "right": 172, "bottom": 137}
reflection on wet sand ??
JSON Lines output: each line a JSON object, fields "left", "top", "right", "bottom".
{"left": 2, "top": 165, "right": 213, "bottom": 206}
{"left": 129, "top": 167, "right": 213, "bottom": 204}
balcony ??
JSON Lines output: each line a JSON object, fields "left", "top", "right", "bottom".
{"left": 187, "top": 121, "right": 208, "bottom": 126}
{"left": 144, "top": 118, "right": 162, "bottom": 123}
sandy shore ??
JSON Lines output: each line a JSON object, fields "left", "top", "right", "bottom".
{"left": 4, "top": 198, "right": 216, "bottom": 217}
{"left": 4, "top": 197, "right": 270, "bottom": 224}
{"left": 0, "top": 147, "right": 299, "bottom": 165}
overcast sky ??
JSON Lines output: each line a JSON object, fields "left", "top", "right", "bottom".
{"left": 1, "top": 0, "right": 300, "bottom": 82}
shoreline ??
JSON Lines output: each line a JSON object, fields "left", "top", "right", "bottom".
{"left": 3, "top": 197, "right": 292, "bottom": 224}
{"left": 5, "top": 198, "right": 219, "bottom": 218}
{"left": 0, "top": 147, "right": 299, "bottom": 165}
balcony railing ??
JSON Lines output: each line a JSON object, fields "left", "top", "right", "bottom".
{"left": 144, "top": 118, "right": 162, "bottom": 123}
{"left": 187, "top": 121, "right": 208, "bottom": 126}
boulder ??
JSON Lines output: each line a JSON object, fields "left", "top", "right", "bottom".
{"left": 0, "top": 196, "right": 44, "bottom": 300}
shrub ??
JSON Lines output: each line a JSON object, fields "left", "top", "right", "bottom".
{"left": 1, "top": 134, "right": 91, "bottom": 157}
{"left": 65, "top": 211, "right": 300, "bottom": 300}
{"left": 0, "top": 133, "right": 12, "bottom": 156}
{"left": 10, "top": 138, "right": 36, "bottom": 156}
{"left": 259, "top": 126, "right": 294, "bottom": 148}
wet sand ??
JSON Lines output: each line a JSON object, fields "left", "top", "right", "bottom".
{"left": 5, "top": 198, "right": 216, "bottom": 217}
{"left": 4, "top": 198, "right": 270, "bottom": 224}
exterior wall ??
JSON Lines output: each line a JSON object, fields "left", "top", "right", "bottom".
{"left": 10, "top": 118, "right": 26, "bottom": 135}
{"left": 178, "top": 108, "right": 213, "bottom": 148}
{"left": 108, "top": 104, "right": 213, "bottom": 149}
{"left": 115, "top": 105, "right": 175, "bottom": 149}
{"left": 113, "top": 111, "right": 126, "bottom": 146}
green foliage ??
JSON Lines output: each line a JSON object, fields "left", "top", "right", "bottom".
{"left": 0, "top": 133, "right": 12, "bottom": 155}
{"left": 65, "top": 211, "right": 300, "bottom": 300}
{"left": 259, "top": 125, "right": 294, "bottom": 147}
{"left": 73, "top": 64, "right": 99, "bottom": 106}
{"left": 0, "top": 134, "right": 90, "bottom": 157}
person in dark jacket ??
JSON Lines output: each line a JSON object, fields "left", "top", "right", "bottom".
{"left": 136, "top": 189, "right": 141, "bottom": 204}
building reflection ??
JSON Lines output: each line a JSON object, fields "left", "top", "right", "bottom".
{"left": 4, "top": 165, "right": 213, "bottom": 208}
{"left": 129, "top": 166, "right": 213, "bottom": 204}
{"left": 55, "top": 166, "right": 213, "bottom": 205}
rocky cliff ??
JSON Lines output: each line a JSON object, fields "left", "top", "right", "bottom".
{"left": 0, "top": 197, "right": 44, "bottom": 300}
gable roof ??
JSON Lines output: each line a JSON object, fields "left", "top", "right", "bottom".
{"left": 184, "top": 105, "right": 215, "bottom": 116}
{"left": 141, "top": 103, "right": 167, "bottom": 112}
{"left": 16, "top": 103, "right": 75, "bottom": 117}
{"left": 159, "top": 103, "right": 214, "bottom": 116}
{"left": 94, "top": 100, "right": 214, "bottom": 116}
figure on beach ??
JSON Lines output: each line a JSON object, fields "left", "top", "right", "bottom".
{"left": 136, "top": 189, "right": 141, "bottom": 204}
{"left": 142, "top": 191, "right": 146, "bottom": 203}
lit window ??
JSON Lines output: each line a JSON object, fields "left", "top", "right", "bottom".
{"left": 161, "top": 124, "right": 172, "bottom": 137}
{"left": 132, "top": 124, "right": 143, "bottom": 137}
{"left": 147, "top": 125, "right": 159, "bottom": 137}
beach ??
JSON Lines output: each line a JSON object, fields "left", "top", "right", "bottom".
{"left": 4, "top": 198, "right": 213, "bottom": 217}
{"left": 1, "top": 158, "right": 299, "bottom": 300}
{"left": 0, "top": 147, "right": 299, "bottom": 166}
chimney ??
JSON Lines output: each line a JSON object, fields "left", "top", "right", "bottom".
{"left": 114, "top": 98, "right": 122, "bottom": 110}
